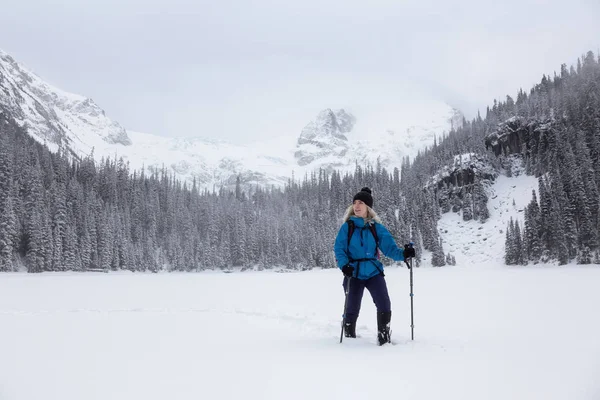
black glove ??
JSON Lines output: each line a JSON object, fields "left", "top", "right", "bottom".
{"left": 341, "top": 265, "right": 354, "bottom": 277}
{"left": 404, "top": 244, "right": 416, "bottom": 259}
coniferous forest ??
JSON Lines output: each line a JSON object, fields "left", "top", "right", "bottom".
{"left": 0, "top": 51, "right": 599, "bottom": 272}
{"left": 0, "top": 112, "right": 425, "bottom": 272}
{"left": 495, "top": 51, "right": 600, "bottom": 264}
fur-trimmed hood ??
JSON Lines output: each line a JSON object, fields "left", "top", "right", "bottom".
{"left": 342, "top": 204, "right": 381, "bottom": 225}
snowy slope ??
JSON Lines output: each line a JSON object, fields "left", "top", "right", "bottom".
{"left": 0, "top": 49, "right": 131, "bottom": 154}
{"left": 0, "top": 266, "right": 598, "bottom": 400}
{"left": 0, "top": 49, "right": 459, "bottom": 189}
{"left": 436, "top": 167, "right": 538, "bottom": 266}
{"left": 107, "top": 131, "right": 293, "bottom": 188}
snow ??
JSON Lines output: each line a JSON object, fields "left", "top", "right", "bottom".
{"left": 0, "top": 172, "right": 599, "bottom": 399}
{"left": 0, "top": 49, "right": 86, "bottom": 104}
{"left": 119, "top": 131, "right": 294, "bottom": 187}
{"left": 438, "top": 172, "right": 539, "bottom": 265}
{"left": 0, "top": 264, "right": 599, "bottom": 400}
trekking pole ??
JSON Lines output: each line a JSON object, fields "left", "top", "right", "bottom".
{"left": 340, "top": 277, "right": 351, "bottom": 343}
{"left": 409, "top": 257, "right": 414, "bottom": 340}
{"left": 404, "top": 243, "right": 415, "bottom": 340}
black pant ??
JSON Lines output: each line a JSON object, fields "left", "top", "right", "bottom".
{"left": 342, "top": 274, "right": 391, "bottom": 323}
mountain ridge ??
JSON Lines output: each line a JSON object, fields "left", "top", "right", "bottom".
{"left": 0, "top": 48, "right": 461, "bottom": 189}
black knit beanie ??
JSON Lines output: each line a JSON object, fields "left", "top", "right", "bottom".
{"left": 352, "top": 187, "right": 373, "bottom": 209}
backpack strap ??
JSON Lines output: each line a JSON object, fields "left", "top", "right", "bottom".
{"left": 367, "top": 222, "right": 379, "bottom": 259}
{"left": 366, "top": 222, "right": 383, "bottom": 275}
{"left": 346, "top": 220, "right": 356, "bottom": 247}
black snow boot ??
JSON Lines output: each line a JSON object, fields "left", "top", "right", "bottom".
{"left": 344, "top": 321, "right": 356, "bottom": 338}
{"left": 377, "top": 311, "right": 391, "bottom": 346}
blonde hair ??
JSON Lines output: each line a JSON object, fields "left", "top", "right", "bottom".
{"left": 342, "top": 204, "right": 381, "bottom": 224}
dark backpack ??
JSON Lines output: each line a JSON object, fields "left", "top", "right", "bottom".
{"left": 346, "top": 220, "right": 379, "bottom": 259}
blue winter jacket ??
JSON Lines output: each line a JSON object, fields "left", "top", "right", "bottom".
{"left": 334, "top": 216, "right": 405, "bottom": 280}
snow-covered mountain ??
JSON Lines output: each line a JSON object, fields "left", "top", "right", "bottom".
{"left": 0, "top": 49, "right": 131, "bottom": 154}
{"left": 290, "top": 103, "right": 463, "bottom": 175}
{"left": 0, "top": 49, "right": 461, "bottom": 189}
{"left": 294, "top": 109, "right": 355, "bottom": 166}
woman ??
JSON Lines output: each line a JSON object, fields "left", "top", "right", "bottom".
{"left": 334, "top": 187, "right": 406, "bottom": 345}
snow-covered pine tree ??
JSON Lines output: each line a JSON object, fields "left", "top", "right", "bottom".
{"left": 0, "top": 134, "right": 16, "bottom": 271}
{"left": 505, "top": 218, "right": 516, "bottom": 265}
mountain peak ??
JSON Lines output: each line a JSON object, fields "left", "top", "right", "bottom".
{"left": 298, "top": 108, "right": 356, "bottom": 146}
{"left": 0, "top": 48, "right": 131, "bottom": 154}
{"left": 294, "top": 108, "right": 356, "bottom": 166}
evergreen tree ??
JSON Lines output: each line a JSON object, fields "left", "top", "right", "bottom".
{"left": 22, "top": 155, "right": 46, "bottom": 273}
{"left": 0, "top": 134, "right": 16, "bottom": 271}
{"left": 505, "top": 219, "right": 516, "bottom": 265}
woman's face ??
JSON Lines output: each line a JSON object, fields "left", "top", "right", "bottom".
{"left": 353, "top": 200, "right": 368, "bottom": 218}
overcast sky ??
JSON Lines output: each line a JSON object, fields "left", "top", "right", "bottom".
{"left": 2, "top": 0, "right": 600, "bottom": 143}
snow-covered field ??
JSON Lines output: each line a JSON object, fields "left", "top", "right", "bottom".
{"left": 1, "top": 265, "right": 599, "bottom": 400}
